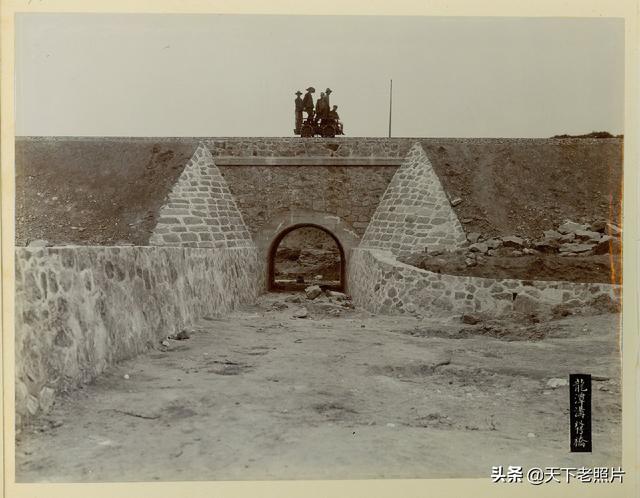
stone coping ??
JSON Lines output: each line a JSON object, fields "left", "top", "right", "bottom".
{"left": 16, "top": 136, "right": 622, "bottom": 145}
{"left": 15, "top": 245, "right": 257, "bottom": 251}
{"left": 214, "top": 156, "right": 403, "bottom": 166}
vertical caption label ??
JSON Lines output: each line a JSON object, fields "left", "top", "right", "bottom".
{"left": 570, "top": 374, "right": 592, "bottom": 452}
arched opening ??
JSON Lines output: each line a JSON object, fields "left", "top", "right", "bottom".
{"left": 268, "top": 224, "right": 345, "bottom": 292}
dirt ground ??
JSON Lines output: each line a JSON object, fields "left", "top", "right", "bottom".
{"left": 16, "top": 293, "right": 621, "bottom": 482}
{"left": 401, "top": 252, "right": 621, "bottom": 285}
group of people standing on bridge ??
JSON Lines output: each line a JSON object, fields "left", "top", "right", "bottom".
{"left": 294, "top": 87, "right": 343, "bottom": 135}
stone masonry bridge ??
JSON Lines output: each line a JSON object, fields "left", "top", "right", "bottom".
{"left": 14, "top": 136, "right": 622, "bottom": 425}
{"left": 146, "top": 141, "right": 462, "bottom": 291}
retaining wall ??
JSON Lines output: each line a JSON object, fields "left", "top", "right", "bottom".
{"left": 348, "top": 248, "right": 620, "bottom": 318}
{"left": 14, "top": 245, "right": 262, "bottom": 427}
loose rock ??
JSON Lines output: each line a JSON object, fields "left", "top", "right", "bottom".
{"left": 559, "top": 243, "right": 593, "bottom": 254}
{"left": 270, "top": 302, "right": 289, "bottom": 311}
{"left": 574, "top": 229, "right": 602, "bottom": 242}
{"left": 546, "top": 378, "right": 568, "bottom": 388}
{"left": 485, "top": 238, "right": 502, "bottom": 250}
{"left": 542, "top": 230, "right": 563, "bottom": 241}
{"left": 589, "top": 220, "right": 607, "bottom": 233}
{"left": 469, "top": 242, "right": 488, "bottom": 254}
{"left": 558, "top": 220, "right": 589, "bottom": 234}
{"left": 326, "top": 290, "right": 348, "bottom": 300}
{"left": 172, "top": 329, "right": 190, "bottom": 340}
{"left": 533, "top": 240, "right": 558, "bottom": 253}
{"left": 466, "top": 232, "right": 481, "bottom": 244}
{"left": 501, "top": 236, "right": 525, "bottom": 248}
{"left": 305, "top": 285, "right": 323, "bottom": 300}
{"left": 293, "top": 307, "right": 308, "bottom": 319}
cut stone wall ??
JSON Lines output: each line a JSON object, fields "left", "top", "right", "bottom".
{"left": 219, "top": 165, "right": 394, "bottom": 237}
{"left": 360, "top": 143, "right": 467, "bottom": 256}
{"left": 149, "top": 142, "right": 254, "bottom": 248}
{"left": 14, "top": 245, "right": 261, "bottom": 428}
{"left": 252, "top": 209, "right": 361, "bottom": 292}
{"left": 348, "top": 248, "right": 620, "bottom": 318}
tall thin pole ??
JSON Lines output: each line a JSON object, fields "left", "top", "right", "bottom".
{"left": 388, "top": 79, "right": 393, "bottom": 138}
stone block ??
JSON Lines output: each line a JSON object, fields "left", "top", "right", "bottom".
{"left": 162, "top": 233, "right": 181, "bottom": 243}
{"left": 158, "top": 217, "right": 181, "bottom": 225}
{"left": 180, "top": 233, "right": 198, "bottom": 242}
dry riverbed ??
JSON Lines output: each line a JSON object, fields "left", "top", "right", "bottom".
{"left": 16, "top": 293, "right": 621, "bottom": 482}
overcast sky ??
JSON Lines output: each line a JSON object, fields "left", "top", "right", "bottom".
{"left": 15, "top": 14, "right": 624, "bottom": 138}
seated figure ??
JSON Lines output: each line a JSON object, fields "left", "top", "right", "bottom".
{"left": 329, "top": 105, "right": 343, "bottom": 134}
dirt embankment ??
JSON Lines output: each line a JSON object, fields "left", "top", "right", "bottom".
{"left": 422, "top": 139, "right": 623, "bottom": 238}
{"left": 15, "top": 137, "right": 623, "bottom": 247}
{"left": 15, "top": 139, "right": 196, "bottom": 246}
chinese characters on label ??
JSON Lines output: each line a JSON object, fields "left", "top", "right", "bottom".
{"left": 570, "top": 373, "right": 592, "bottom": 452}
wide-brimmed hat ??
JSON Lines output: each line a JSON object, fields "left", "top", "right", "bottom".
{"left": 295, "top": 90, "right": 302, "bottom": 95}
{"left": 306, "top": 87, "right": 316, "bottom": 92}
{"left": 325, "top": 88, "right": 332, "bottom": 94}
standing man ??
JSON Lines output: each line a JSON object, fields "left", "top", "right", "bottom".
{"left": 324, "top": 88, "right": 332, "bottom": 109}
{"left": 302, "top": 87, "right": 315, "bottom": 123}
{"left": 316, "top": 92, "right": 328, "bottom": 123}
{"left": 294, "top": 90, "right": 303, "bottom": 134}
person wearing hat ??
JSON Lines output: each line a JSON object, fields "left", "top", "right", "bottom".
{"left": 315, "top": 92, "right": 328, "bottom": 123}
{"left": 302, "top": 87, "right": 315, "bottom": 122}
{"left": 329, "top": 105, "right": 343, "bottom": 134}
{"left": 294, "top": 90, "right": 303, "bottom": 134}
{"left": 324, "top": 88, "right": 332, "bottom": 109}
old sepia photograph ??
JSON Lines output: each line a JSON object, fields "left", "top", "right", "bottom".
{"left": 10, "top": 11, "right": 625, "bottom": 483}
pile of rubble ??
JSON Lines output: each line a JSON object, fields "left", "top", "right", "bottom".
{"left": 303, "top": 285, "right": 352, "bottom": 304}
{"left": 276, "top": 286, "right": 355, "bottom": 319}
{"left": 430, "top": 219, "right": 622, "bottom": 267}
